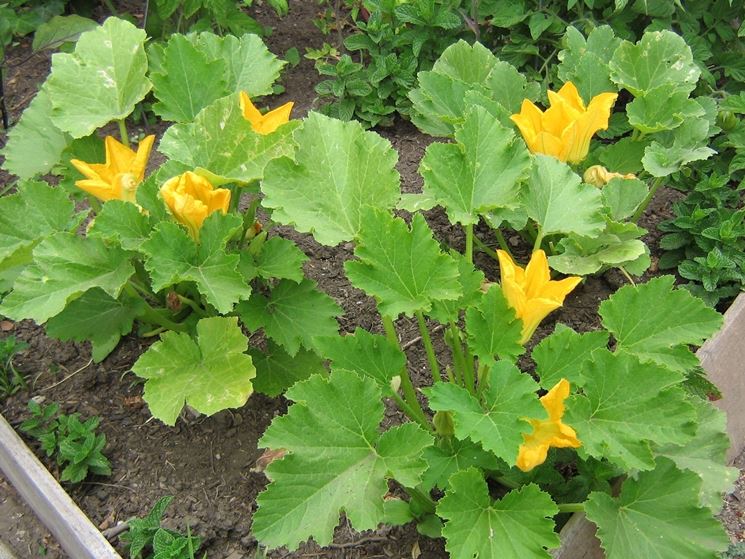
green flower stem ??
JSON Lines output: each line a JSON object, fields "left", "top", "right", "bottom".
{"left": 533, "top": 227, "right": 544, "bottom": 253}
{"left": 557, "top": 502, "right": 585, "bottom": 513}
{"left": 494, "top": 229, "right": 512, "bottom": 256}
{"left": 631, "top": 177, "right": 666, "bottom": 223}
{"left": 102, "top": 0, "right": 118, "bottom": 16}
{"left": 448, "top": 322, "right": 475, "bottom": 393}
{"left": 464, "top": 339, "right": 476, "bottom": 393}
{"left": 416, "top": 311, "right": 441, "bottom": 384}
{"left": 382, "top": 315, "right": 431, "bottom": 429}
{"left": 472, "top": 235, "right": 499, "bottom": 263}
{"left": 464, "top": 223, "right": 474, "bottom": 263}
{"left": 117, "top": 119, "right": 129, "bottom": 148}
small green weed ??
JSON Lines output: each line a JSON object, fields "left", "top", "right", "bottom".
{"left": 121, "top": 496, "right": 206, "bottom": 559}
{"left": 20, "top": 400, "right": 111, "bottom": 483}
{"left": 0, "top": 335, "right": 28, "bottom": 398}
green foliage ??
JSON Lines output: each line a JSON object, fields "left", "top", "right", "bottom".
{"left": 253, "top": 369, "right": 433, "bottom": 550}
{"left": 0, "top": 0, "right": 69, "bottom": 59}
{"left": 131, "top": 317, "right": 256, "bottom": 426}
{"left": 345, "top": 209, "right": 461, "bottom": 318}
{"left": 20, "top": 400, "right": 111, "bottom": 484}
{"left": 121, "top": 496, "right": 204, "bottom": 559}
{"left": 261, "top": 112, "right": 401, "bottom": 246}
{"left": 149, "top": 32, "right": 286, "bottom": 122}
{"left": 45, "top": 17, "right": 151, "bottom": 138}
{"left": 438, "top": 469, "right": 560, "bottom": 559}
{"left": 313, "top": 0, "right": 467, "bottom": 127}
{"left": 585, "top": 459, "right": 729, "bottom": 559}
{"left": 0, "top": 335, "right": 28, "bottom": 398}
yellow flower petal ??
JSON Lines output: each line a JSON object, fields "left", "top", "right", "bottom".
{"left": 497, "top": 250, "right": 581, "bottom": 345}
{"left": 160, "top": 171, "right": 231, "bottom": 241}
{"left": 510, "top": 82, "right": 617, "bottom": 163}
{"left": 516, "top": 378, "right": 581, "bottom": 472}
{"left": 71, "top": 135, "right": 155, "bottom": 204}
{"left": 239, "top": 91, "right": 293, "bottom": 135}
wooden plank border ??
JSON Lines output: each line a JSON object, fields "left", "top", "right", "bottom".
{"left": 0, "top": 413, "right": 121, "bottom": 559}
{"left": 554, "top": 291, "right": 745, "bottom": 558}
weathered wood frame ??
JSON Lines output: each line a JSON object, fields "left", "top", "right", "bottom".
{"left": 1, "top": 294, "right": 743, "bottom": 559}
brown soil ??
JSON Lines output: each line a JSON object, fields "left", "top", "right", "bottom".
{"left": 0, "top": 3, "right": 743, "bottom": 559}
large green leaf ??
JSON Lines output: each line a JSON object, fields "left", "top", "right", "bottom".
{"left": 344, "top": 209, "right": 461, "bottom": 318}
{"left": 0, "top": 89, "right": 70, "bottom": 179}
{"left": 131, "top": 317, "right": 256, "bottom": 425}
{"left": 626, "top": 88, "right": 705, "bottom": 134}
{"left": 0, "top": 181, "right": 76, "bottom": 271}
{"left": 261, "top": 112, "right": 400, "bottom": 246}
{"left": 159, "top": 94, "right": 298, "bottom": 185}
{"left": 187, "top": 32, "right": 285, "bottom": 97}
{"left": 88, "top": 199, "right": 152, "bottom": 251}
{"left": 254, "top": 369, "right": 433, "bottom": 550}
{"left": 548, "top": 220, "right": 650, "bottom": 276}
{"left": 609, "top": 30, "right": 700, "bottom": 96}
{"left": 464, "top": 284, "right": 524, "bottom": 363}
{"left": 314, "top": 328, "right": 405, "bottom": 394}
{"left": 566, "top": 350, "right": 695, "bottom": 471}
{"left": 428, "top": 251, "right": 485, "bottom": 324}
{"left": 558, "top": 26, "right": 621, "bottom": 101}
{"left": 141, "top": 214, "right": 249, "bottom": 314}
{"left": 438, "top": 469, "right": 560, "bottom": 559}
{"left": 599, "top": 276, "right": 722, "bottom": 372}
{"left": 46, "top": 288, "right": 142, "bottom": 362}
{"left": 419, "top": 106, "right": 530, "bottom": 226}
{"left": 0, "top": 233, "right": 134, "bottom": 323}
{"left": 531, "top": 324, "right": 609, "bottom": 389}
{"left": 425, "top": 362, "right": 542, "bottom": 465}
{"left": 248, "top": 341, "right": 326, "bottom": 398}
{"left": 46, "top": 17, "right": 151, "bottom": 138}
{"left": 524, "top": 155, "right": 604, "bottom": 238}
{"left": 150, "top": 33, "right": 228, "bottom": 122}
{"left": 655, "top": 399, "right": 738, "bottom": 512}
{"left": 422, "top": 439, "right": 500, "bottom": 491}
{"left": 585, "top": 458, "right": 729, "bottom": 559}
{"left": 238, "top": 279, "right": 341, "bottom": 356}
{"left": 32, "top": 15, "right": 98, "bottom": 52}
{"left": 251, "top": 236, "right": 308, "bottom": 283}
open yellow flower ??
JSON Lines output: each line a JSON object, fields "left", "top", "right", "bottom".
{"left": 160, "top": 171, "right": 231, "bottom": 240}
{"left": 583, "top": 165, "right": 637, "bottom": 187}
{"left": 516, "top": 378, "right": 581, "bottom": 472}
{"left": 239, "top": 91, "right": 293, "bottom": 135}
{"left": 497, "top": 250, "right": 581, "bottom": 344}
{"left": 70, "top": 135, "right": 155, "bottom": 203}
{"left": 510, "top": 82, "right": 617, "bottom": 163}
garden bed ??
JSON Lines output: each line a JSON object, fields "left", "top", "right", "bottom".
{"left": 1, "top": 2, "right": 744, "bottom": 559}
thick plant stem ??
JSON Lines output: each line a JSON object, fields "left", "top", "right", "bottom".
{"left": 631, "top": 177, "right": 665, "bottom": 223}
{"left": 557, "top": 502, "right": 585, "bottom": 513}
{"left": 118, "top": 119, "right": 130, "bottom": 148}
{"left": 382, "top": 314, "right": 399, "bottom": 348}
{"left": 125, "top": 283, "right": 188, "bottom": 332}
{"left": 445, "top": 323, "right": 466, "bottom": 388}
{"left": 473, "top": 235, "right": 499, "bottom": 263}
{"left": 177, "top": 294, "right": 208, "bottom": 318}
{"left": 391, "top": 392, "right": 432, "bottom": 433}
{"left": 382, "top": 315, "right": 430, "bottom": 428}
{"left": 416, "top": 311, "right": 440, "bottom": 384}
{"left": 464, "top": 223, "right": 474, "bottom": 263}
{"left": 102, "top": 0, "right": 118, "bottom": 16}
{"left": 406, "top": 485, "right": 437, "bottom": 515}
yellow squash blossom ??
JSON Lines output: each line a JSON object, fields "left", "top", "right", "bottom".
{"left": 516, "top": 378, "right": 581, "bottom": 472}
{"left": 510, "top": 82, "right": 617, "bottom": 164}
{"left": 239, "top": 91, "right": 293, "bottom": 135}
{"left": 160, "top": 171, "right": 231, "bottom": 240}
{"left": 583, "top": 164, "right": 637, "bottom": 187}
{"left": 497, "top": 249, "right": 581, "bottom": 344}
{"left": 70, "top": 135, "right": 155, "bottom": 203}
